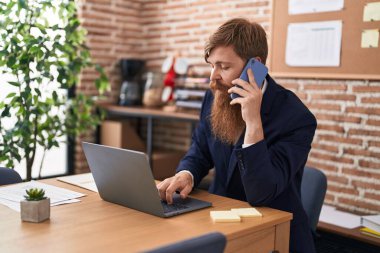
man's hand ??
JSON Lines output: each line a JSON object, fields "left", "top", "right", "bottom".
{"left": 228, "top": 68, "right": 264, "bottom": 144}
{"left": 157, "top": 172, "right": 193, "bottom": 204}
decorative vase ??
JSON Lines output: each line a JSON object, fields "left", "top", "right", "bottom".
{"left": 20, "top": 198, "right": 50, "bottom": 223}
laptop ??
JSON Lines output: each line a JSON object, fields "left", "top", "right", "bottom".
{"left": 82, "top": 142, "right": 211, "bottom": 218}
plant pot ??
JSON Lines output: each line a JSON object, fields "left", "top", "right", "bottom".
{"left": 20, "top": 198, "right": 50, "bottom": 223}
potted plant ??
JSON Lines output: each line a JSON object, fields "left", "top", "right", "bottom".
{"left": 20, "top": 188, "right": 50, "bottom": 223}
{"left": 0, "top": 0, "right": 109, "bottom": 180}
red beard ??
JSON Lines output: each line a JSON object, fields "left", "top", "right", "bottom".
{"left": 209, "top": 81, "right": 245, "bottom": 145}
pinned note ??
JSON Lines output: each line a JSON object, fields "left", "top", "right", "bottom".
{"left": 361, "top": 29, "right": 379, "bottom": 48}
{"left": 363, "top": 2, "right": 380, "bottom": 22}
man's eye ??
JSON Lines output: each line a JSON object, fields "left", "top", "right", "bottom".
{"left": 221, "top": 67, "right": 230, "bottom": 71}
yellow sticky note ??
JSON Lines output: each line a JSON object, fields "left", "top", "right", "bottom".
{"left": 231, "top": 208, "right": 263, "bottom": 218}
{"left": 363, "top": 2, "right": 380, "bottom": 22}
{"left": 361, "top": 29, "right": 379, "bottom": 48}
{"left": 210, "top": 211, "right": 241, "bottom": 223}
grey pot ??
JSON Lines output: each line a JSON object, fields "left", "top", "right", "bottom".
{"left": 20, "top": 198, "right": 50, "bottom": 223}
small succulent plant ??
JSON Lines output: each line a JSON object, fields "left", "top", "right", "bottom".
{"left": 24, "top": 188, "right": 47, "bottom": 201}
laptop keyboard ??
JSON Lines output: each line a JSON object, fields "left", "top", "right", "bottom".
{"left": 161, "top": 200, "right": 189, "bottom": 213}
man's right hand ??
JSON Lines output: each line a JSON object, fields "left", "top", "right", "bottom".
{"left": 157, "top": 172, "right": 193, "bottom": 204}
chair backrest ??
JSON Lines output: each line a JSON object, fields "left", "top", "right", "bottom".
{"left": 301, "top": 166, "right": 327, "bottom": 233}
{"left": 0, "top": 167, "right": 22, "bottom": 186}
{"left": 143, "top": 232, "right": 226, "bottom": 253}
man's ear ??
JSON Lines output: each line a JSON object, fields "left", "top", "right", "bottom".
{"left": 254, "top": 57, "right": 262, "bottom": 63}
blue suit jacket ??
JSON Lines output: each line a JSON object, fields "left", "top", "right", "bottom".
{"left": 177, "top": 75, "right": 317, "bottom": 253}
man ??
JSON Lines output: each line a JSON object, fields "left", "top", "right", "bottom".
{"left": 157, "top": 18, "right": 317, "bottom": 253}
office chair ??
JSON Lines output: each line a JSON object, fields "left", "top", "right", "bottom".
{"left": 301, "top": 166, "right": 327, "bottom": 234}
{"left": 143, "top": 232, "right": 227, "bottom": 253}
{"left": 0, "top": 167, "right": 22, "bottom": 186}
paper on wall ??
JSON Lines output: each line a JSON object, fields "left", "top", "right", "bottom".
{"left": 289, "top": 0, "right": 344, "bottom": 15}
{"left": 361, "top": 29, "right": 379, "bottom": 48}
{"left": 285, "top": 20, "right": 342, "bottom": 67}
{"left": 363, "top": 2, "right": 380, "bottom": 22}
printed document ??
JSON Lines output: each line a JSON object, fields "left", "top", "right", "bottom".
{"left": 285, "top": 20, "right": 342, "bottom": 67}
{"left": 0, "top": 181, "right": 85, "bottom": 212}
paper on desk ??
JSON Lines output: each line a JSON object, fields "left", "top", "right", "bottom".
{"left": 0, "top": 181, "right": 85, "bottom": 212}
{"left": 319, "top": 204, "right": 361, "bottom": 229}
{"left": 57, "top": 173, "right": 98, "bottom": 192}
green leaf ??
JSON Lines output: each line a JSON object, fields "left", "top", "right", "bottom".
{"left": 52, "top": 91, "right": 58, "bottom": 101}
{"left": 17, "top": 0, "right": 26, "bottom": 9}
{"left": 1, "top": 106, "right": 10, "bottom": 117}
{"left": 6, "top": 92, "right": 16, "bottom": 98}
{"left": 7, "top": 56, "right": 16, "bottom": 68}
{"left": 8, "top": 81, "right": 20, "bottom": 87}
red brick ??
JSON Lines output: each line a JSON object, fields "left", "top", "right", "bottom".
{"left": 304, "top": 84, "right": 347, "bottom": 91}
{"left": 194, "top": 13, "right": 223, "bottom": 20}
{"left": 361, "top": 97, "right": 380, "bottom": 103}
{"left": 364, "top": 192, "right": 380, "bottom": 200}
{"left": 327, "top": 175, "right": 349, "bottom": 185}
{"left": 315, "top": 113, "right": 362, "bottom": 123}
{"left": 148, "top": 26, "right": 171, "bottom": 32}
{"left": 310, "top": 151, "right": 354, "bottom": 165}
{"left": 346, "top": 107, "right": 380, "bottom": 114}
{"left": 175, "top": 23, "right": 201, "bottom": 29}
{"left": 318, "top": 134, "right": 363, "bottom": 145}
{"left": 280, "top": 82, "right": 299, "bottom": 90}
{"left": 352, "top": 86, "right": 380, "bottom": 93}
{"left": 294, "top": 92, "right": 307, "bottom": 100}
{"left": 306, "top": 161, "right": 339, "bottom": 173}
{"left": 352, "top": 180, "right": 380, "bottom": 190}
{"left": 343, "top": 148, "right": 371, "bottom": 157}
{"left": 328, "top": 185, "right": 359, "bottom": 196}
{"left": 338, "top": 198, "right": 380, "bottom": 212}
{"left": 307, "top": 103, "right": 341, "bottom": 111}
{"left": 312, "top": 143, "right": 339, "bottom": 153}
{"left": 236, "top": 1, "right": 269, "bottom": 8}
{"left": 348, "top": 129, "right": 380, "bottom": 137}
{"left": 324, "top": 193, "right": 335, "bottom": 202}
{"left": 316, "top": 124, "right": 344, "bottom": 133}
{"left": 311, "top": 94, "right": 356, "bottom": 101}
{"left": 342, "top": 167, "right": 380, "bottom": 180}
{"left": 367, "top": 119, "right": 380, "bottom": 126}
{"left": 369, "top": 141, "right": 380, "bottom": 148}
{"left": 359, "top": 160, "right": 380, "bottom": 169}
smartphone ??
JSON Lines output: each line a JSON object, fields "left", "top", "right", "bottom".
{"left": 230, "top": 58, "right": 268, "bottom": 100}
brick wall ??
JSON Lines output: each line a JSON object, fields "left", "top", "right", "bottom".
{"left": 78, "top": 0, "right": 380, "bottom": 214}
{"left": 76, "top": 0, "right": 143, "bottom": 173}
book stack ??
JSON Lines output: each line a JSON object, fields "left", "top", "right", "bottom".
{"left": 174, "top": 77, "right": 209, "bottom": 110}
{"left": 360, "top": 214, "right": 380, "bottom": 239}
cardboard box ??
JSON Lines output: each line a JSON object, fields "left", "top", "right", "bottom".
{"left": 152, "top": 150, "right": 186, "bottom": 180}
{"left": 101, "top": 120, "right": 145, "bottom": 152}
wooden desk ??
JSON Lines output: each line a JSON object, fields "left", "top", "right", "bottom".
{"left": 98, "top": 104, "right": 199, "bottom": 164}
{"left": 0, "top": 179, "right": 292, "bottom": 253}
{"left": 318, "top": 221, "right": 380, "bottom": 247}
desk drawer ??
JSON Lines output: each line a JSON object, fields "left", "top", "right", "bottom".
{"left": 226, "top": 226, "right": 275, "bottom": 253}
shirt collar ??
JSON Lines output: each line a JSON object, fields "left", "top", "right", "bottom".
{"left": 261, "top": 78, "right": 268, "bottom": 94}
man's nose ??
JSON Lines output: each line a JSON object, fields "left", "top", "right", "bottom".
{"left": 210, "top": 68, "right": 221, "bottom": 81}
